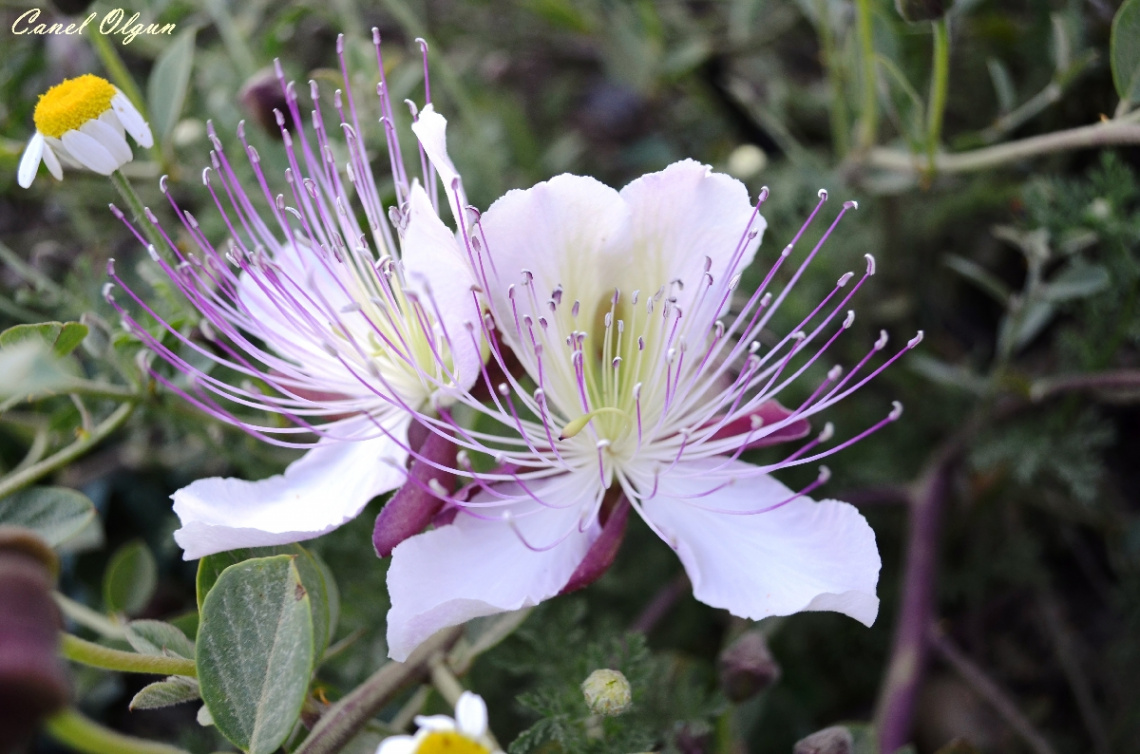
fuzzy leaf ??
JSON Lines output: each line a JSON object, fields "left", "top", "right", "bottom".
{"left": 0, "top": 486, "right": 95, "bottom": 547}
{"left": 129, "top": 676, "right": 200, "bottom": 711}
{"left": 196, "top": 555, "right": 314, "bottom": 754}
{"left": 126, "top": 620, "right": 195, "bottom": 659}
{"left": 103, "top": 540, "right": 157, "bottom": 616}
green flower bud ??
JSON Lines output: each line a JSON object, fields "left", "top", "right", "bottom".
{"left": 581, "top": 668, "right": 631, "bottom": 717}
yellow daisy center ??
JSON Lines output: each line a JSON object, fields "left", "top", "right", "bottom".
{"left": 33, "top": 74, "right": 116, "bottom": 139}
{"left": 416, "top": 731, "right": 490, "bottom": 754}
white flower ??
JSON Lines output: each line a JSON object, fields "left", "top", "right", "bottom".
{"left": 383, "top": 153, "right": 922, "bottom": 660}
{"left": 18, "top": 74, "right": 153, "bottom": 188}
{"left": 103, "top": 34, "right": 483, "bottom": 559}
{"left": 378, "top": 691, "right": 500, "bottom": 754}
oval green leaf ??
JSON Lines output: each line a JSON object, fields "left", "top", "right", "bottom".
{"left": 126, "top": 619, "right": 196, "bottom": 659}
{"left": 103, "top": 540, "right": 158, "bottom": 615}
{"left": 1111, "top": 0, "right": 1140, "bottom": 106}
{"left": 129, "top": 676, "right": 200, "bottom": 711}
{"left": 197, "top": 544, "right": 331, "bottom": 658}
{"left": 0, "top": 486, "right": 96, "bottom": 547}
{"left": 196, "top": 555, "right": 314, "bottom": 754}
{"left": 0, "top": 321, "right": 88, "bottom": 357}
{"left": 147, "top": 27, "right": 197, "bottom": 144}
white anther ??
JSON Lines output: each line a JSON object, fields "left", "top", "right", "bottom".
{"left": 428, "top": 479, "right": 447, "bottom": 496}
{"left": 101, "top": 282, "right": 115, "bottom": 301}
{"left": 632, "top": 382, "right": 642, "bottom": 399}
{"left": 749, "top": 341, "right": 761, "bottom": 354}
{"left": 146, "top": 244, "right": 159, "bottom": 262}
{"left": 818, "top": 465, "right": 832, "bottom": 482}
{"left": 843, "top": 310, "right": 855, "bottom": 329}
{"left": 818, "top": 188, "right": 828, "bottom": 200}
{"left": 875, "top": 330, "right": 889, "bottom": 350}
{"left": 750, "top": 414, "right": 765, "bottom": 429}
{"left": 865, "top": 254, "right": 877, "bottom": 275}
{"left": 908, "top": 330, "right": 925, "bottom": 348}
{"left": 818, "top": 422, "right": 834, "bottom": 442}
{"left": 837, "top": 271, "right": 854, "bottom": 287}
{"left": 844, "top": 200, "right": 859, "bottom": 210}
{"left": 760, "top": 292, "right": 772, "bottom": 307}
{"left": 199, "top": 319, "right": 217, "bottom": 341}
{"left": 497, "top": 382, "right": 509, "bottom": 396}
{"left": 889, "top": 401, "right": 904, "bottom": 420}
{"left": 596, "top": 439, "right": 611, "bottom": 450}
{"left": 828, "top": 364, "right": 843, "bottom": 381}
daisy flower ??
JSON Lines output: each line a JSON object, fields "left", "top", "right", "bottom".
{"left": 382, "top": 152, "right": 922, "bottom": 660}
{"left": 378, "top": 691, "right": 500, "bottom": 754}
{"left": 103, "top": 33, "right": 483, "bottom": 559}
{"left": 18, "top": 74, "right": 153, "bottom": 188}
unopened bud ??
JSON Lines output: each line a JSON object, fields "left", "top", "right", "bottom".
{"left": 718, "top": 629, "right": 781, "bottom": 702}
{"left": 581, "top": 668, "right": 631, "bottom": 716}
{"left": 793, "top": 725, "right": 854, "bottom": 754}
{"left": 894, "top": 0, "right": 948, "bottom": 22}
{"left": 240, "top": 69, "right": 289, "bottom": 140}
{"left": 0, "top": 527, "right": 69, "bottom": 748}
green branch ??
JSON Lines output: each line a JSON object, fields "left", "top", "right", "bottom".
{"left": 867, "top": 119, "right": 1140, "bottom": 176}
{"left": 926, "top": 19, "right": 950, "bottom": 163}
{"left": 0, "top": 402, "right": 134, "bottom": 500}
{"left": 855, "top": 0, "right": 879, "bottom": 150}
{"left": 0, "top": 380, "right": 140, "bottom": 415}
{"left": 60, "top": 633, "right": 197, "bottom": 677}
{"left": 294, "top": 627, "right": 464, "bottom": 754}
{"left": 46, "top": 709, "right": 191, "bottom": 754}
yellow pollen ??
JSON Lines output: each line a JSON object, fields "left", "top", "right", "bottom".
{"left": 33, "top": 75, "right": 117, "bottom": 139}
{"left": 415, "top": 731, "right": 489, "bottom": 754}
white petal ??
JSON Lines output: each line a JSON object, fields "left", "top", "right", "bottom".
{"left": 112, "top": 92, "right": 154, "bottom": 148}
{"left": 60, "top": 129, "right": 121, "bottom": 174}
{"left": 454, "top": 691, "right": 488, "bottom": 738}
{"left": 100, "top": 109, "right": 125, "bottom": 137}
{"left": 376, "top": 735, "right": 417, "bottom": 754}
{"left": 410, "top": 105, "right": 465, "bottom": 226}
{"left": 17, "top": 132, "right": 44, "bottom": 188}
{"left": 401, "top": 184, "right": 483, "bottom": 395}
{"left": 236, "top": 242, "right": 374, "bottom": 394}
{"left": 639, "top": 458, "right": 881, "bottom": 626}
{"left": 618, "top": 159, "right": 763, "bottom": 324}
{"left": 385, "top": 474, "right": 603, "bottom": 661}
{"left": 81, "top": 119, "right": 132, "bottom": 166}
{"left": 479, "top": 173, "right": 629, "bottom": 405}
{"left": 41, "top": 142, "right": 63, "bottom": 180}
{"left": 172, "top": 414, "right": 410, "bottom": 559}
{"left": 412, "top": 715, "right": 457, "bottom": 731}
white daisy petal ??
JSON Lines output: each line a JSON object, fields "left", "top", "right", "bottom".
{"left": 41, "top": 142, "right": 63, "bottom": 181}
{"left": 81, "top": 119, "right": 132, "bottom": 166}
{"left": 17, "top": 132, "right": 44, "bottom": 188}
{"left": 100, "top": 108, "right": 125, "bottom": 137}
{"left": 60, "top": 129, "right": 120, "bottom": 175}
{"left": 455, "top": 691, "right": 488, "bottom": 738}
{"left": 376, "top": 734, "right": 417, "bottom": 754}
{"left": 111, "top": 91, "right": 154, "bottom": 148}
{"left": 172, "top": 414, "right": 410, "bottom": 559}
{"left": 412, "top": 715, "right": 458, "bottom": 731}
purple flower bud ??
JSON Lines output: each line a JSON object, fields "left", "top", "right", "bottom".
{"left": 0, "top": 527, "right": 69, "bottom": 749}
{"left": 718, "top": 628, "right": 781, "bottom": 703}
{"left": 239, "top": 69, "right": 289, "bottom": 140}
{"left": 793, "top": 726, "right": 854, "bottom": 754}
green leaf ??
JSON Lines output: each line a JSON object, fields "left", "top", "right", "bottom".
{"left": 129, "top": 676, "right": 200, "bottom": 711}
{"left": 0, "top": 486, "right": 95, "bottom": 547}
{"left": 147, "top": 27, "right": 197, "bottom": 143}
{"left": 196, "top": 555, "right": 314, "bottom": 754}
{"left": 1111, "top": 0, "right": 1140, "bottom": 106}
{"left": 126, "top": 620, "right": 196, "bottom": 659}
{"left": 1041, "top": 263, "right": 1111, "bottom": 302}
{"left": 198, "top": 544, "right": 331, "bottom": 658}
{"left": 0, "top": 341, "right": 75, "bottom": 399}
{"left": 103, "top": 540, "right": 158, "bottom": 615}
{"left": 0, "top": 321, "right": 88, "bottom": 357}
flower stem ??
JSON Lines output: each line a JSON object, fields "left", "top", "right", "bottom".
{"left": 45, "top": 708, "right": 191, "bottom": 754}
{"left": 925, "top": 19, "right": 950, "bottom": 166}
{"left": 0, "top": 402, "right": 134, "bottom": 500}
{"left": 815, "top": 0, "right": 850, "bottom": 156}
{"left": 54, "top": 593, "right": 126, "bottom": 640}
{"left": 60, "top": 633, "right": 197, "bottom": 677}
{"left": 867, "top": 119, "right": 1140, "bottom": 176}
{"left": 293, "top": 627, "right": 464, "bottom": 754}
{"left": 110, "top": 170, "right": 167, "bottom": 258}
{"left": 854, "top": 0, "right": 879, "bottom": 151}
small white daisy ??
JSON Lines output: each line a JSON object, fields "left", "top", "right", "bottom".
{"left": 17, "top": 74, "right": 153, "bottom": 188}
{"left": 378, "top": 691, "right": 500, "bottom": 754}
